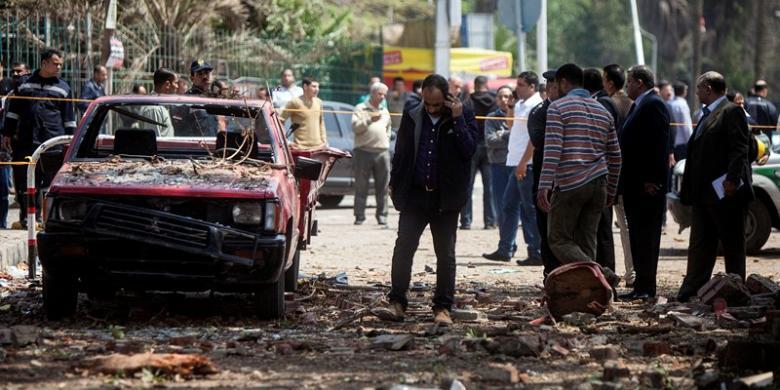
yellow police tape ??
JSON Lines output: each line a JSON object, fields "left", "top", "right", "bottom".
{"left": 3, "top": 94, "right": 779, "bottom": 129}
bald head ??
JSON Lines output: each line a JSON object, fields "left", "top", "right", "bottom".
{"left": 448, "top": 76, "right": 463, "bottom": 97}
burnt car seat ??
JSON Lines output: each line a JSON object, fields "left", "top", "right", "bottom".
{"left": 113, "top": 128, "right": 158, "bottom": 156}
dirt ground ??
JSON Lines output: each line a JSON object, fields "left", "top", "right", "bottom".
{"left": 0, "top": 192, "right": 779, "bottom": 389}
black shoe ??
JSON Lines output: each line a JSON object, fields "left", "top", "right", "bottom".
{"left": 516, "top": 257, "right": 543, "bottom": 266}
{"left": 482, "top": 251, "right": 510, "bottom": 262}
{"left": 618, "top": 291, "right": 653, "bottom": 301}
{"left": 354, "top": 219, "right": 365, "bottom": 225}
{"left": 676, "top": 293, "right": 694, "bottom": 303}
{"left": 377, "top": 217, "right": 388, "bottom": 225}
{"left": 484, "top": 224, "right": 497, "bottom": 230}
{"left": 459, "top": 224, "right": 472, "bottom": 230}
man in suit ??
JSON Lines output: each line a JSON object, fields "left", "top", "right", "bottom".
{"left": 677, "top": 71, "right": 753, "bottom": 302}
{"left": 618, "top": 65, "right": 670, "bottom": 301}
{"left": 381, "top": 74, "right": 477, "bottom": 325}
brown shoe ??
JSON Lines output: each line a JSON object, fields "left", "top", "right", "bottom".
{"left": 371, "top": 302, "right": 405, "bottom": 322}
{"left": 433, "top": 308, "right": 453, "bottom": 325}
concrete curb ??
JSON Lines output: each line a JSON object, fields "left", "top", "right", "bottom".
{"left": 0, "top": 230, "right": 28, "bottom": 272}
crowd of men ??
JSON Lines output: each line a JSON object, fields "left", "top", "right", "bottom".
{"left": 366, "top": 65, "right": 773, "bottom": 324}
{"left": 0, "top": 46, "right": 778, "bottom": 326}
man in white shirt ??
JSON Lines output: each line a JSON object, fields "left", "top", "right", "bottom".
{"left": 669, "top": 81, "right": 693, "bottom": 160}
{"left": 483, "top": 71, "right": 544, "bottom": 263}
{"left": 272, "top": 68, "right": 303, "bottom": 109}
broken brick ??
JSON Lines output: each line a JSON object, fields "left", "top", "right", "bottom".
{"left": 719, "top": 340, "right": 780, "bottom": 370}
{"left": 602, "top": 360, "right": 631, "bottom": 382}
{"left": 485, "top": 335, "right": 542, "bottom": 357}
{"left": 450, "top": 309, "right": 484, "bottom": 322}
{"left": 746, "top": 274, "right": 779, "bottom": 295}
{"left": 697, "top": 273, "right": 751, "bottom": 306}
{"left": 371, "top": 334, "right": 415, "bottom": 351}
{"left": 589, "top": 346, "right": 620, "bottom": 361}
{"left": 642, "top": 341, "right": 672, "bottom": 357}
{"left": 640, "top": 370, "right": 667, "bottom": 388}
{"left": 481, "top": 363, "right": 520, "bottom": 384}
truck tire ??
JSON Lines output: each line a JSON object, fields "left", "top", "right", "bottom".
{"left": 746, "top": 199, "right": 771, "bottom": 255}
{"left": 318, "top": 195, "right": 343, "bottom": 208}
{"left": 284, "top": 249, "right": 300, "bottom": 293}
{"left": 43, "top": 268, "right": 78, "bottom": 320}
{"left": 256, "top": 276, "right": 285, "bottom": 320}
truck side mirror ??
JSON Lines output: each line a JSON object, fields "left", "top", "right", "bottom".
{"left": 294, "top": 156, "right": 322, "bottom": 180}
{"left": 39, "top": 147, "right": 66, "bottom": 176}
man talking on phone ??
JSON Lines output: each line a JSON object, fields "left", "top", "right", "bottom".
{"left": 376, "top": 74, "right": 477, "bottom": 325}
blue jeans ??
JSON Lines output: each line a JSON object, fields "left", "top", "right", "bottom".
{"left": 497, "top": 165, "right": 541, "bottom": 259}
{"left": 490, "top": 164, "right": 513, "bottom": 227}
{"left": 0, "top": 166, "right": 9, "bottom": 229}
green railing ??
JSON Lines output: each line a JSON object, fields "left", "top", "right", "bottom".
{"left": 0, "top": 13, "right": 382, "bottom": 105}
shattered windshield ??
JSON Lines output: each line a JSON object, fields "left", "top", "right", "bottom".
{"left": 75, "top": 102, "right": 276, "bottom": 162}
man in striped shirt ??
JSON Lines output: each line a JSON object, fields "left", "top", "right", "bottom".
{"left": 536, "top": 63, "right": 622, "bottom": 264}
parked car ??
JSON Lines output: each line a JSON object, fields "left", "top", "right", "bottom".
{"left": 313, "top": 101, "right": 396, "bottom": 208}
{"left": 667, "top": 150, "right": 780, "bottom": 254}
{"left": 37, "top": 96, "right": 346, "bottom": 320}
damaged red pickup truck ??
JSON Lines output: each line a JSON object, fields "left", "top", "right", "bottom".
{"left": 37, "top": 96, "right": 346, "bottom": 320}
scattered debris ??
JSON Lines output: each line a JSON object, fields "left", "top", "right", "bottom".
{"left": 544, "top": 261, "right": 612, "bottom": 320}
{"left": 88, "top": 353, "right": 218, "bottom": 377}
{"left": 561, "top": 312, "right": 596, "bottom": 326}
{"left": 642, "top": 341, "right": 672, "bottom": 357}
{"left": 589, "top": 346, "right": 620, "bottom": 361}
{"left": 371, "top": 334, "right": 415, "bottom": 351}
{"left": 735, "top": 372, "right": 774, "bottom": 388}
{"left": 697, "top": 273, "right": 752, "bottom": 306}
{"left": 450, "top": 308, "right": 484, "bottom": 322}
{"left": 0, "top": 325, "right": 39, "bottom": 346}
{"left": 602, "top": 360, "right": 631, "bottom": 382}
{"left": 746, "top": 274, "right": 779, "bottom": 295}
{"left": 481, "top": 363, "right": 521, "bottom": 384}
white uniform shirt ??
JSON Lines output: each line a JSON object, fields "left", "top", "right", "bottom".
{"left": 506, "top": 92, "right": 543, "bottom": 167}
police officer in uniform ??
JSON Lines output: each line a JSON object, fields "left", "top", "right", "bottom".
{"left": 186, "top": 59, "right": 213, "bottom": 96}
{"left": 1, "top": 48, "right": 76, "bottom": 229}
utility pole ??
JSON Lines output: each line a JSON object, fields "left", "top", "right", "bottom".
{"left": 691, "top": 0, "right": 703, "bottom": 110}
{"left": 434, "top": 0, "right": 450, "bottom": 77}
{"left": 629, "top": 0, "right": 645, "bottom": 65}
{"left": 536, "top": 0, "right": 547, "bottom": 75}
{"left": 754, "top": 0, "right": 767, "bottom": 79}
{"left": 515, "top": 4, "right": 526, "bottom": 73}
{"left": 101, "top": 0, "right": 117, "bottom": 95}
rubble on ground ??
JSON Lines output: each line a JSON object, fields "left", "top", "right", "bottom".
{"left": 0, "top": 267, "right": 778, "bottom": 388}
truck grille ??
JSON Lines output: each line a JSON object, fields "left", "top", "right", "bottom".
{"left": 94, "top": 204, "right": 211, "bottom": 248}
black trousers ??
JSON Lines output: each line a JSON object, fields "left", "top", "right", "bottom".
{"left": 389, "top": 188, "right": 458, "bottom": 310}
{"left": 535, "top": 202, "right": 560, "bottom": 277}
{"left": 595, "top": 206, "right": 616, "bottom": 272}
{"left": 677, "top": 200, "right": 747, "bottom": 299}
{"left": 623, "top": 190, "right": 666, "bottom": 295}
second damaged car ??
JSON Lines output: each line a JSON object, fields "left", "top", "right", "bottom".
{"left": 38, "top": 96, "right": 345, "bottom": 320}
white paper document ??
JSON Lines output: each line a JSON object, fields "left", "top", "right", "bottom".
{"left": 712, "top": 173, "right": 742, "bottom": 200}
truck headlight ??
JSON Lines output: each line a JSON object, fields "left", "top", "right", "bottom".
{"left": 232, "top": 203, "right": 262, "bottom": 225}
{"left": 57, "top": 199, "right": 90, "bottom": 222}
{"left": 264, "top": 202, "right": 277, "bottom": 231}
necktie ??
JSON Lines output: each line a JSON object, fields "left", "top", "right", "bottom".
{"left": 692, "top": 106, "right": 711, "bottom": 139}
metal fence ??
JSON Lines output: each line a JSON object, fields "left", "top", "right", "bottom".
{"left": 0, "top": 12, "right": 382, "bottom": 105}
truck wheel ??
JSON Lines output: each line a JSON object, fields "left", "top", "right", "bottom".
{"left": 43, "top": 269, "right": 78, "bottom": 320}
{"left": 318, "top": 195, "right": 343, "bottom": 208}
{"left": 256, "top": 276, "right": 285, "bottom": 320}
{"left": 746, "top": 199, "right": 771, "bottom": 255}
{"left": 284, "top": 249, "right": 300, "bottom": 293}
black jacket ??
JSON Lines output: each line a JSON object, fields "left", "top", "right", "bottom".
{"left": 390, "top": 103, "right": 478, "bottom": 212}
{"left": 1, "top": 71, "right": 76, "bottom": 157}
{"left": 744, "top": 96, "right": 778, "bottom": 127}
{"left": 681, "top": 100, "right": 754, "bottom": 206}
{"left": 528, "top": 99, "right": 550, "bottom": 193}
{"left": 619, "top": 90, "right": 670, "bottom": 196}
{"left": 467, "top": 91, "right": 497, "bottom": 140}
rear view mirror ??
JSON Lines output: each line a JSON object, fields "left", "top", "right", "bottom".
{"left": 294, "top": 156, "right": 323, "bottom": 180}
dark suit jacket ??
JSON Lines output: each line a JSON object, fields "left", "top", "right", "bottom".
{"left": 619, "top": 90, "right": 670, "bottom": 196}
{"left": 390, "top": 103, "right": 477, "bottom": 212}
{"left": 680, "top": 99, "right": 754, "bottom": 206}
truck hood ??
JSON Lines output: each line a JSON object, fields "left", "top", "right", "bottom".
{"left": 49, "top": 159, "right": 282, "bottom": 199}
